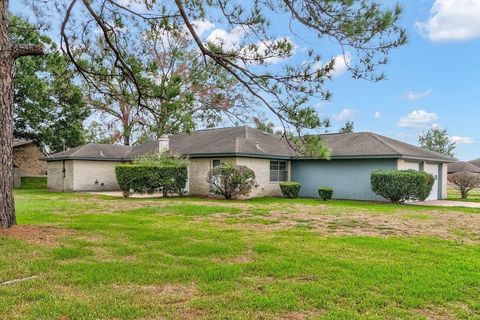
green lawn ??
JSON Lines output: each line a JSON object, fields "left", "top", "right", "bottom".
{"left": 18, "top": 176, "right": 47, "bottom": 190}
{"left": 448, "top": 187, "right": 480, "bottom": 202}
{"left": 1, "top": 189, "right": 480, "bottom": 319}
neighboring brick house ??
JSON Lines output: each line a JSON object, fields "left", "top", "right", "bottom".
{"left": 45, "top": 126, "right": 454, "bottom": 201}
{"left": 13, "top": 139, "right": 47, "bottom": 177}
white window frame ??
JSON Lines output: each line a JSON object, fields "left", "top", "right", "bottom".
{"left": 270, "top": 160, "right": 288, "bottom": 183}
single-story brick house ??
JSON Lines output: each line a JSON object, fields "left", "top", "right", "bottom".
{"left": 13, "top": 139, "right": 47, "bottom": 177}
{"left": 45, "top": 126, "right": 453, "bottom": 201}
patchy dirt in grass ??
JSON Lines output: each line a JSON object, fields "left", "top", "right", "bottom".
{"left": 114, "top": 282, "right": 198, "bottom": 305}
{"left": 40, "top": 194, "right": 480, "bottom": 243}
{"left": 0, "top": 225, "right": 74, "bottom": 246}
{"left": 415, "top": 303, "right": 473, "bottom": 320}
{"left": 274, "top": 309, "right": 325, "bottom": 320}
{"left": 200, "top": 203, "right": 480, "bottom": 243}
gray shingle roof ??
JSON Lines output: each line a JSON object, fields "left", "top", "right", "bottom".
{"left": 448, "top": 161, "right": 480, "bottom": 174}
{"left": 13, "top": 138, "right": 34, "bottom": 148}
{"left": 45, "top": 126, "right": 454, "bottom": 162}
{"left": 469, "top": 158, "right": 480, "bottom": 168}
{"left": 320, "top": 132, "right": 454, "bottom": 162}
{"left": 47, "top": 143, "right": 131, "bottom": 161}
{"left": 169, "top": 126, "right": 296, "bottom": 158}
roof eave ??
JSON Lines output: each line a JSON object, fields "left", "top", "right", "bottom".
{"left": 185, "top": 152, "right": 293, "bottom": 160}
{"left": 44, "top": 152, "right": 454, "bottom": 163}
{"left": 294, "top": 154, "right": 402, "bottom": 160}
{"left": 399, "top": 154, "right": 455, "bottom": 163}
{"left": 45, "top": 156, "right": 130, "bottom": 162}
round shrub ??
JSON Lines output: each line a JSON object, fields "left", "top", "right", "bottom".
{"left": 206, "top": 161, "right": 256, "bottom": 199}
{"left": 318, "top": 187, "right": 333, "bottom": 201}
{"left": 279, "top": 182, "right": 301, "bottom": 198}
{"left": 371, "top": 169, "right": 434, "bottom": 203}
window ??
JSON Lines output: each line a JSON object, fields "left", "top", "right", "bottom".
{"left": 212, "top": 159, "right": 221, "bottom": 168}
{"left": 270, "top": 160, "right": 288, "bottom": 182}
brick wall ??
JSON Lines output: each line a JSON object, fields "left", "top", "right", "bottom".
{"left": 13, "top": 143, "right": 47, "bottom": 177}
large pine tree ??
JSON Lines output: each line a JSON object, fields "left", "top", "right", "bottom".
{"left": 0, "top": 0, "right": 43, "bottom": 228}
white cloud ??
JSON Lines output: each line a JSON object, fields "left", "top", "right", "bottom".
{"left": 450, "top": 135, "right": 475, "bottom": 144}
{"left": 397, "top": 110, "right": 439, "bottom": 128}
{"left": 331, "top": 52, "right": 351, "bottom": 77}
{"left": 397, "top": 132, "right": 416, "bottom": 139}
{"left": 191, "top": 20, "right": 215, "bottom": 37}
{"left": 313, "top": 102, "right": 326, "bottom": 110}
{"left": 373, "top": 111, "right": 382, "bottom": 119}
{"left": 205, "top": 29, "right": 295, "bottom": 65}
{"left": 333, "top": 108, "right": 356, "bottom": 121}
{"left": 405, "top": 89, "right": 432, "bottom": 101}
{"left": 206, "top": 26, "right": 245, "bottom": 50}
{"left": 416, "top": 0, "right": 480, "bottom": 42}
{"left": 312, "top": 52, "right": 352, "bottom": 78}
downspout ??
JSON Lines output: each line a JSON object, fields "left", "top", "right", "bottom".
{"left": 62, "top": 160, "right": 66, "bottom": 192}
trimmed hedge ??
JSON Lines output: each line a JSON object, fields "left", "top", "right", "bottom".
{"left": 279, "top": 182, "right": 301, "bottom": 198}
{"left": 371, "top": 169, "right": 434, "bottom": 203}
{"left": 318, "top": 187, "right": 333, "bottom": 201}
{"left": 115, "top": 165, "right": 188, "bottom": 197}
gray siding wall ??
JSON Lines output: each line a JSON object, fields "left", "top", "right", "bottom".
{"left": 291, "top": 159, "right": 397, "bottom": 200}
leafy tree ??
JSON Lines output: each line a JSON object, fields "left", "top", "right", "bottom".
{"left": 418, "top": 127, "right": 456, "bottom": 158}
{"left": 76, "top": 15, "right": 250, "bottom": 145}
{"left": 339, "top": 121, "right": 354, "bottom": 133}
{"left": 11, "top": 16, "right": 89, "bottom": 152}
{"left": 448, "top": 172, "right": 480, "bottom": 199}
{"left": 253, "top": 117, "right": 276, "bottom": 134}
{"left": 84, "top": 121, "right": 117, "bottom": 145}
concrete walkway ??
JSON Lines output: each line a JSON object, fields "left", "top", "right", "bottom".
{"left": 88, "top": 191, "right": 164, "bottom": 198}
{"left": 411, "top": 200, "right": 480, "bottom": 208}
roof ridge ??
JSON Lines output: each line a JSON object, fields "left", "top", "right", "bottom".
{"left": 367, "top": 132, "right": 401, "bottom": 155}
{"left": 371, "top": 132, "right": 453, "bottom": 160}
{"left": 68, "top": 143, "right": 91, "bottom": 157}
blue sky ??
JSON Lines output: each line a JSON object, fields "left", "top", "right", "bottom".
{"left": 312, "top": 0, "right": 480, "bottom": 161}
{"left": 273, "top": 0, "right": 480, "bottom": 161}
{"left": 197, "top": 1, "right": 480, "bottom": 160}
{"left": 10, "top": 1, "right": 480, "bottom": 160}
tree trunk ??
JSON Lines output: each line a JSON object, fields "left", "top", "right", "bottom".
{"left": 0, "top": 58, "right": 15, "bottom": 229}
{"left": 0, "top": 0, "right": 43, "bottom": 228}
{"left": 123, "top": 132, "right": 130, "bottom": 146}
{"left": 0, "top": 0, "right": 15, "bottom": 228}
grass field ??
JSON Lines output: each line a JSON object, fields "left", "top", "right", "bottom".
{"left": 448, "top": 187, "right": 480, "bottom": 202}
{"left": 18, "top": 176, "right": 47, "bottom": 190}
{"left": 1, "top": 188, "right": 480, "bottom": 319}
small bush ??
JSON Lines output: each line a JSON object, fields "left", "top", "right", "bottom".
{"left": 115, "top": 153, "right": 188, "bottom": 197}
{"left": 279, "top": 182, "right": 301, "bottom": 198}
{"left": 371, "top": 169, "right": 434, "bottom": 203}
{"left": 318, "top": 187, "right": 333, "bottom": 201}
{"left": 448, "top": 172, "right": 480, "bottom": 199}
{"left": 206, "top": 161, "right": 255, "bottom": 199}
